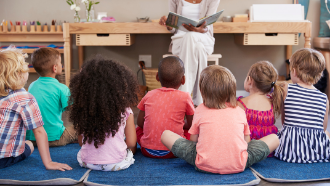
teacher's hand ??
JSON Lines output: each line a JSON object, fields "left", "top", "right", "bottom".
{"left": 159, "top": 16, "right": 173, "bottom": 30}
{"left": 183, "top": 21, "right": 207, "bottom": 33}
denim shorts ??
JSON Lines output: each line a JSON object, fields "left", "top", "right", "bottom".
{"left": 171, "top": 138, "right": 269, "bottom": 172}
{"left": 0, "top": 143, "right": 31, "bottom": 169}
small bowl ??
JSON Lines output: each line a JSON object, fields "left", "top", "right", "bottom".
{"left": 137, "top": 17, "right": 149, "bottom": 23}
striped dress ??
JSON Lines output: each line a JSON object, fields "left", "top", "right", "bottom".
{"left": 274, "top": 84, "right": 330, "bottom": 163}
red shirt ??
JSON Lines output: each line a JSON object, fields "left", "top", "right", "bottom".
{"left": 138, "top": 87, "right": 195, "bottom": 150}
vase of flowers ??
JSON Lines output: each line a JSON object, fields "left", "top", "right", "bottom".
{"left": 82, "top": 0, "right": 99, "bottom": 22}
{"left": 66, "top": 0, "right": 81, "bottom": 23}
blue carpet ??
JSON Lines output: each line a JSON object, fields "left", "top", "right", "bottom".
{"left": 85, "top": 149, "right": 259, "bottom": 185}
{"left": 251, "top": 157, "right": 330, "bottom": 181}
{"left": 0, "top": 143, "right": 88, "bottom": 182}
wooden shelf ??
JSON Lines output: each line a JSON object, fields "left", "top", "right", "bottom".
{"left": 0, "top": 32, "right": 62, "bottom": 35}
{"left": 22, "top": 48, "right": 64, "bottom": 53}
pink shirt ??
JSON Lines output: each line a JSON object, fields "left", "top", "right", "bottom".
{"left": 80, "top": 108, "right": 133, "bottom": 164}
{"left": 138, "top": 87, "right": 195, "bottom": 150}
{"left": 189, "top": 104, "right": 250, "bottom": 174}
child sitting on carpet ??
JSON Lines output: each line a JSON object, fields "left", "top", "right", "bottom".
{"left": 275, "top": 48, "right": 330, "bottom": 163}
{"left": 161, "top": 65, "right": 279, "bottom": 174}
{"left": 136, "top": 56, "right": 195, "bottom": 159}
{"left": 237, "top": 61, "right": 284, "bottom": 157}
{"left": 69, "top": 56, "right": 138, "bottom": 171}
{"left": 0, "top": 48, "right": 72, "bottom": 171}
{"left": 26, "top": 48, "right": 78, "bottom": 147}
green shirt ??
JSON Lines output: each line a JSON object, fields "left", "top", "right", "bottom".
{"left": 26, "top": 77, "right": 70, "bottom": 141}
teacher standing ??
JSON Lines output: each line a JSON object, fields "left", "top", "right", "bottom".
{"left": 159, "top": 0, "right": 220, "bottom": 106}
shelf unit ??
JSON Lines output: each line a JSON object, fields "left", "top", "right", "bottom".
{"left": 0, "top": 32, "right": 65, "bottom": 76}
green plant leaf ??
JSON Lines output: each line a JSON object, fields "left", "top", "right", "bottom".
{"left": 88, "top": 1, "right": 92, "bottom": 11}
{"left": 95, "top": 2, "right": 99, "bottom": 4}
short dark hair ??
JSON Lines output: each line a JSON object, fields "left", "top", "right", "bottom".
{"left": 31, "top": 48, "right": 60, "bottom": 76}
{"left": 158, "top": 56, "right": 185, "bottom": 88}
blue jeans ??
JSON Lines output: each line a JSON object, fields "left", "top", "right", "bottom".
{"left": 0, "top": 144, "right": 31, "bottom": 169}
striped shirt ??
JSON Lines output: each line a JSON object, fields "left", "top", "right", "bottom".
{"left": 0, "top": 89, "right": 44, "bottom": 158}
{"left": 275, "top": 84, "right": 330, "bottom": 163}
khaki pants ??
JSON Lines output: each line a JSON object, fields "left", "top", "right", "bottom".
{"left": 32, "top": 125, "right": 78, "bottom": 147}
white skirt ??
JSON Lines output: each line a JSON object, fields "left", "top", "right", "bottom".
{"left": 171, "top": 31, "right": 215, "bottom": 106}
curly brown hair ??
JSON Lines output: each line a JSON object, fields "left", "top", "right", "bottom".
{"left": 69, "top": 55, "right": 139, "bottom": 148}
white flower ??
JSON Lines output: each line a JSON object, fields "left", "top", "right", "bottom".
{"left": 81, "top": 0, "right": 88, "bottom": 4}
{"left": 75, "top": 6, "right": 81, "bottom": 11}
{"left": 70, "top": 4, "right": 76, "bottom": 10}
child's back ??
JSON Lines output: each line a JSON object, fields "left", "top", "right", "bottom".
{"left": 136, "top": 56, "right": 194, "bottom": 158}
{"left": 191, "top": 104, "right": 249, "bottom": 174}
{"left": 237, "top": 61, "right": 283, "bottom": 153}
{"left": 138, "top": 87, "right": 194, "bottom": 150}
{"left": 70, "top": 56, "right": 138, "bottom": 171}
{"left": 275, "top": 48, "right": 330, "bottom": 163}
{"left": 27, "top": 77, "right": 70, "bottom": 141}
{"left": 79, "top": 108, "right": 133, "bottom": 165}
{"left": 275, "top": 83, "right": 330, "bottom": 163}
{"left": 26, "top": 48, "right": 76, "bottom": 146}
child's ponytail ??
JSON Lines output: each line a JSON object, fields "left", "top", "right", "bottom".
{"left": 248, "top": 61, "right": 284, "bottom": 118}
{"left": 271, "top": 83, "right": 285, "bottom": 118}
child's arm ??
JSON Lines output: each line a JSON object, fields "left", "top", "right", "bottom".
{"left": 279, "top": 82, "right": 289, "bottom": 125}
{"left": 125, "top": 113, "right": 137, "bottom": 153}
{"left": 78, "top": 134, "right": 83, "bottom": 147}
{"left": 183, "top": 115, "right": 193, "bottom": 130}
{"left": 323, "top": 98, "right": 329, "bottom": 132}
{"left": 33, "top": 126, "right": 72, "bottom": 171}
{"left": 137, "top": 110, "right": 145, "bottom": 129}
{"left": 244, "top": 135, "right": 251, "bottom": 143}
{"left": 190, "top": 134, "right": 199, "bottom": 142}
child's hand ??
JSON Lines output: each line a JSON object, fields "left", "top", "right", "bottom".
{"left": 45, "top": 161, "right": 72, "bottom": 171}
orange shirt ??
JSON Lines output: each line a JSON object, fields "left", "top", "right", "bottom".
{"left": 138, "top": 87, "right": 195, "bottom": 150}
{"left": 189, "top": 104, "right": 250, "bottom": 174}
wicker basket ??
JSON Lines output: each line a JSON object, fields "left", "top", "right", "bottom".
{"left": 142, "top": 68, "right": 162, "bottom": 91}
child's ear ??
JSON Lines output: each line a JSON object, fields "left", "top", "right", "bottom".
{"left": 247, "top": 76, "right": 252, "bottom": 85}
{"left": 181, "top": 75, "right": 185, "bottom": 85}
{"left": 52, "top": 65, "right": 57, "bottom": 73}
{"left": 291, "top": 68, "right": 296, "bottom": 77}
{"left": 156, "top": 72, "right": 160, "bottom": 82}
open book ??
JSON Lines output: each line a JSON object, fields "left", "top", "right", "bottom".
{"left": 166, "top": 10, "right": 224, "bottom": 30}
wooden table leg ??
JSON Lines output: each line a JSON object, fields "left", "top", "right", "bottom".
{"left": 304, "top": 22, "right": 312, "bottom": 48}
{"left": 78, "top": 46, "right": 84, "bottom": 69}
{"left": 286, "top": 45, "right": 292, "bottom": 79}
{"left": 63, "top": 23, "right": 71, "bottom": 86}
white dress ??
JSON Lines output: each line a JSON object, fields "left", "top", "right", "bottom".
{"left": 171, "top": 0, "right": 215, "bottom": 106}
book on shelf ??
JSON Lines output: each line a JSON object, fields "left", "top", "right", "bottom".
{"left": 166, "top": 10, "right": 224, "bottom": 30}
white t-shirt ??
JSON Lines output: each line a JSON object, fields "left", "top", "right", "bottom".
{"left": 176, "top": 0, "right": 201, "bottom": 36}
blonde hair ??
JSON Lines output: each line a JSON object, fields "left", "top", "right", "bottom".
{"left": 248, "top": 61, "right": 284, "bottom": 117}
{"left": 0, "top": 48, "right": 28, "bottom": 96}
{"left": 199, "top": 65, "right": 237, "bottom": 109}
{"left": 290, "top": 48, "right": 325, "bottom": 84}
